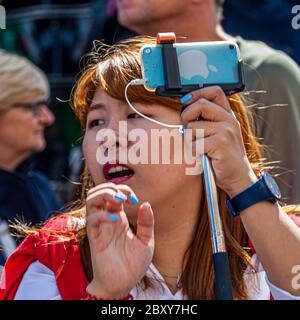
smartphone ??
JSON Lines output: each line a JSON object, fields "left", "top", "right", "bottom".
{"left": 140, "top": 41, "right": 244, "bottom": 95}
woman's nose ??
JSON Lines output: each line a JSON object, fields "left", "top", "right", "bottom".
{"left": 37, "top": 105, "right": 55, "bottom": 126}
{"left": 102, "top": 116, "right": 128, "bottom": 148}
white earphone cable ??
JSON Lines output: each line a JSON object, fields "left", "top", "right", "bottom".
{"left": 125, "top": 80, "right": 184, "bottom": 131}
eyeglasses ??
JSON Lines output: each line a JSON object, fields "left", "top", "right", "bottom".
{"left": 13, "top": 101, "right": 49, "bottom": 115}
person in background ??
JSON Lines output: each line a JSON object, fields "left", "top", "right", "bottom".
{"left": 115, "top": 0, "right": 300, "bottom": 204}
{"left": 223, "top": 0, "right": 300, "bottom": 65}
{"left": 0, "top": 50, "right": 61, "bottom": 264}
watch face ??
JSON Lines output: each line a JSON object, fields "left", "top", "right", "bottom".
{"left": 263, "top": 172, "right": 281, "bottom": 200}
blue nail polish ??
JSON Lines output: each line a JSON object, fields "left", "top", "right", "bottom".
{"left": 180, "top": 94, "right": 192, "bottom": 104}
{"left": 108, "top": 213, "right": 119, "bottom": 222}
{"left": 114, "top": 193, "right": 127, "bottom": 201}
{"left": 129, "top": 193, "right": 139, "bottom": 205}
{"left": 183, "top": 127, "right": 188, "bottom": 135}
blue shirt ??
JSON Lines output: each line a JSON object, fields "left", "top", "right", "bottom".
{"left": 0, "top": 160, "right": 61, "bottom": 263}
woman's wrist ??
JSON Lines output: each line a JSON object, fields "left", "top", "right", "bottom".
{"left": 86, "top": 281, "right": 132, "bottom": 300}
{"left": 224, "top": 169, "right": 258, "bottom": 199}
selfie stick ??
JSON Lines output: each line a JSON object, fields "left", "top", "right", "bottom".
{"left": 156, "top": 33, "right": 233, "bottom": 300}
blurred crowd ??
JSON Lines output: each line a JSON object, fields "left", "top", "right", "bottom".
{"left": 0, "top": 0, "right": 300, "bottom": 265}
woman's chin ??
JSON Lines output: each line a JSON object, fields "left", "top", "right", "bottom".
{"left": 31, "top": 137, "right": 46, "bottom": 152}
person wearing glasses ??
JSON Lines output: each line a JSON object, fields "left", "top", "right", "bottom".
{"left": 0, "top": 50, "right": 61, "bottom": 264}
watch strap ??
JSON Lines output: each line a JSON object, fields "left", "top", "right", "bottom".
{"left": 227, "top": 178, "right": 273, "bottom": 217}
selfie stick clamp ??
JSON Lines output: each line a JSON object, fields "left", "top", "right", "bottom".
{"left": 156, "top": 32, "right": 233, "bottom": 300}
{"left": 156, "top": 33, "right": 203, "bottom": 97}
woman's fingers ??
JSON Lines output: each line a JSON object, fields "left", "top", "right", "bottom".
{"left": 186, "top": 120, "right": 216, "bottom": 138}
{"left": 184, "top": 119, "right": 245, "bottom": 162}
{"left": 180, "top": 86, "right": 235, "bottom": 126}
{"left": 86, "top": 188, "right": 126, "bottom": 213}
{"left": 87, "top": 187, "right": 123, "bottom": 203}
{"left": 136, "top": 202, "right": 154, "bottom": 247}
{"left": 115, "top": 184, "right": 139, "bottom": 205}
{"left": 87, "top": 182, "right": 119, "bottom": 196}
{"left": 86, "top": 209, "right": 118, "bottom": 242}
{"left": 87, "top": 183, "right": 139, "bottom": 206}
{"left": 181, "top": 96, "right": 235, "bottom": 126}
{"left": 86, "top": 183, "right": 140, "bottom": 247}
{"left": 182, "top": 86, "right": 232, "bottom": 112}
{"left": 87, "top": 210, "right": 120, "bottom": 225}
{"left": 186, "top": 120, "right": 240, "bottom": 140}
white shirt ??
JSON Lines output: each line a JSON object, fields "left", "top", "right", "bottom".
{"left": 0, "top": 219, "right": 17, "bottom": 260}
{"left": 14, "top": 254, "right": 300, "bottom": 300}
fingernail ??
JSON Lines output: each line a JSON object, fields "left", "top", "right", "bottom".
{"left": 180, "top": 94, "right": 192, "bottom": 104}
{"left": 183, "top": 127, "right": 188, "bottom": 135}
{"left": 108, "top": 213, "right": 119, "bottom": 222}
{"left": 114, "top": 192, "right": 127, "bottom": 201}
{"left": 129, "top": 193, "right": 139, "bottom": 205}
{"left": 142, "top": 201, "right": 151, "bottom": 209}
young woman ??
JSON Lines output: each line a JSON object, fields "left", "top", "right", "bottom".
{"left": 1, "top": 37, "right": 300, "bottom": 300}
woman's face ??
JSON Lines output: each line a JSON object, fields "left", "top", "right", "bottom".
{"left": 83, "top": 87, "right": 202, "bottom": 219}
{"left": 0, "top": 95, "right": 55, "bottom": 156}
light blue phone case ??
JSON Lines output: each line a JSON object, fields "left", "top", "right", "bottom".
{"left": 140, "top": 41, "right": 242, "bottom": 92}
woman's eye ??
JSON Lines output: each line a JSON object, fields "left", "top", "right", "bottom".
{"left": 128, "top": 113, "right": 142, "bottom": 119}
{"left": 128, "top": 113, "right": 152, "bottom": 119}
{"left": 89, "top": 119, "right": 105, "bottom": 127}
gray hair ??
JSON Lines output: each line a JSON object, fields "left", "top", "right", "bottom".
{"left": 0, "top": 50, "right": 49, "bottom": 112}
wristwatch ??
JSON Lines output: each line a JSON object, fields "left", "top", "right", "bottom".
{"left": 226, "top": 171, "right": 281, "bottom": 218}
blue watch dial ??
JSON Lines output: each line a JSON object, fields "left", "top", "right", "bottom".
{"left": 226, "top": 171, "right": 281, "bottom": 218}
{"left": 262, "top": 172, "right": 281, "bottom": 200}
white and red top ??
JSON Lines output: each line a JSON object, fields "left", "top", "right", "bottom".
{"left": 1, "top": 215, "right": 300, "bottom": 300}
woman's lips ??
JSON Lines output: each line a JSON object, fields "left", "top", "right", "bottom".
{"left": 102, "top": 161, "right": 135, "bottom": 184}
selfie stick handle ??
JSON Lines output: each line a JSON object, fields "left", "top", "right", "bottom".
{"left": 202, "top": 154, "right": 233, "bottom": 300}
{"left": 156, "top": 32, "right": 233, "bottom": 300}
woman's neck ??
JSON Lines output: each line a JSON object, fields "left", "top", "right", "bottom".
{"left": 151, "top": 178, "right": 203, "bottom": 294}
{"left": 153, "top": 222, "right": 196, "bottom": 294}
{"left": 0, "top": 143, "right": 27, "bottom": 172}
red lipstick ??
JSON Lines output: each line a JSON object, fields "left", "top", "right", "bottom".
{"left": 102, "top": 161, "right": 135, "bottom": 184}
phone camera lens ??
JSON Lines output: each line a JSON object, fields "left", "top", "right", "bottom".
{"left": 145, "top": 48, "right": 152, "bottom": 54}
{"left": 229, "top": 44, "right": 235, "bottom": 50}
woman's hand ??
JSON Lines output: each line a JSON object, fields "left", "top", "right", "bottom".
{"left": 85, "top": 183, "right": 154, "bottom": 298}
{"left": 181, "top": 86, "right": 300, "bottom": 297}
{"left": 181, "top": 86, "right": 257, "bottom": 198}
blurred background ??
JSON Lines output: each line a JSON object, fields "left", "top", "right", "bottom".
{"left": 0, "top": 0, "right": 299, "bottom": 205}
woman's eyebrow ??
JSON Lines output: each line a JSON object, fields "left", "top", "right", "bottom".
{"left": 127, "top": 103, "right": 154, "bottom": 111}
{"left": 88, "top": 102, "right": 106, "bottom": 113}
